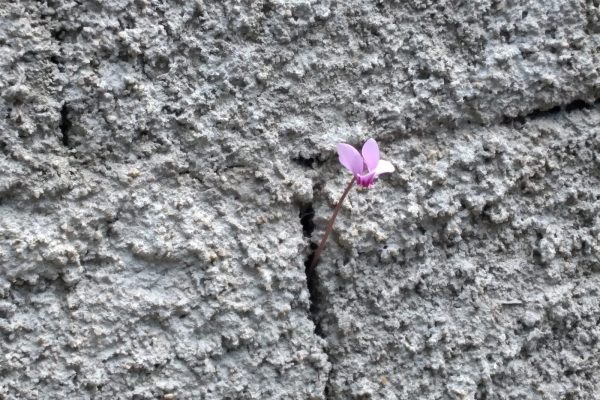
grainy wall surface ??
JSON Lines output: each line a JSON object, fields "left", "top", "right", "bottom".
{"left": 1, "top": 0, "right": 599, "bottom": 399}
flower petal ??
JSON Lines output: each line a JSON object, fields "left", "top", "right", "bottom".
{"left": 374, "top": 159, "right": 395, "bottom": 176}
{"left": 337, "top": 143, "right": 363, "bottom": 175}
{"left": 356, "top": 171, "right": 377, "bottom": 188}
{"left": 361, "top": 138, "right": 380, "bottom": 172}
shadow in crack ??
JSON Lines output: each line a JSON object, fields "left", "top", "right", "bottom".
{"left": 298, "top": 202, "right": 326, "bottom": 337}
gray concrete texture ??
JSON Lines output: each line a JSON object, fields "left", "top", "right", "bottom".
{"left": 1, "top": 0, "right": 599, "bottom": 398}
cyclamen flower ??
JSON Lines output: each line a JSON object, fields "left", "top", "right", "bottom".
{"left": 337, "top": 138, "right": 395, "bottom": 187}
{"left": 309, "top": 138, "right": 395, "bottom": 270}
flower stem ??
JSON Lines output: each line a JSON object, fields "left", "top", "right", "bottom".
{"left": 310, "top": 177, "right": 356, "bottom": 269}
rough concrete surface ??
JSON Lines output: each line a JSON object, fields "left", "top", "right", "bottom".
{"left": 1, "top": 0, "right": 599, "bottom": 399}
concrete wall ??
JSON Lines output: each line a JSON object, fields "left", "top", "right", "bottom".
{"left": 1, "top": 0, "right": 599, "bottom": 398}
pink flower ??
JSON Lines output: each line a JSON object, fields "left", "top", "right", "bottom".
{"left": 337, "top": 138, "right": 395, "bottom": 187}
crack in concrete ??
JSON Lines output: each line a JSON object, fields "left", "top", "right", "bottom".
{"left": 299, "top": 201, "right": 323, "bottom": 336}
{"left": 298, "top": 195, "right": 333, "bottom": 398}
{"left": 59, "top": 103, "right": 71, "bottom": 148}
{"left": 502, "top": 97, "right": 599, "bottom": 126}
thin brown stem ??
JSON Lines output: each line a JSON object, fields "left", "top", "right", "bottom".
{"left": 310, "top": 177, "right": 356, "bottom": 269}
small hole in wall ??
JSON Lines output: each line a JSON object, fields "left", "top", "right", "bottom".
{"left": 294, "top": 156, "right": 314, "bottom": 168}
{"left": 153, "top": 55, "right": 171, "bottom": 74}
{"left": 262, "top": 1, "right": 273, "bottom": 14}
{"left": 59, "top": 103, "right": 71, "bottom": 147}
{"left": 292, "top": 154, "right": 326, "bottom": 169}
